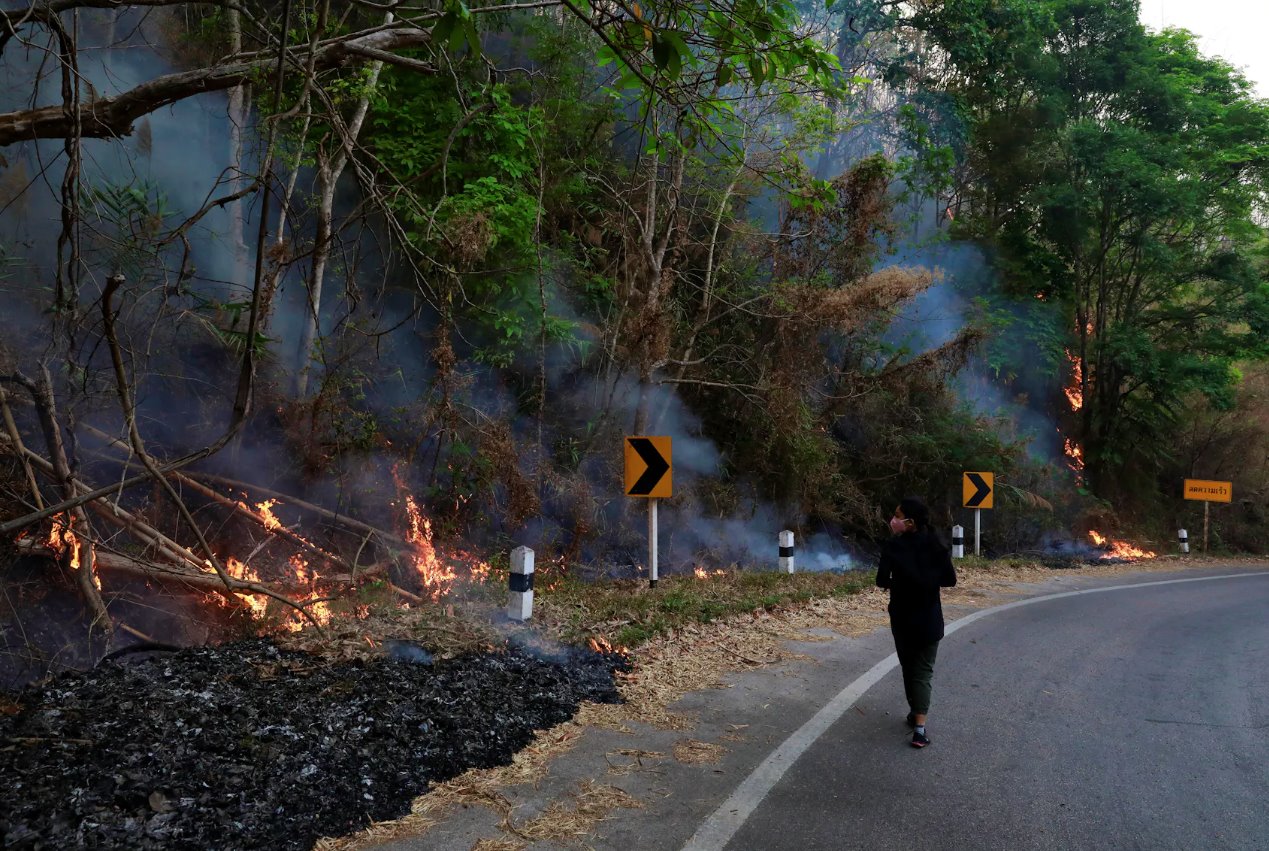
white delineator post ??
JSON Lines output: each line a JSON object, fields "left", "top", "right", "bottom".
{"left": 507, "top": 545, "right": 534, "bottom": 621}
{"left": 649, "top": 498, "right": 659, "bottom": 588}
{"left": 779, "top": 530, "right": 795, "bottom": 573}
{"left": 974, "top": 509, "right": 982, "bottom": 557}
{"left": 952, "top": 525, "right": 965, "bottom": 559}
{"left": 1178, "top": 528, "right": 1189, "bottom": 555}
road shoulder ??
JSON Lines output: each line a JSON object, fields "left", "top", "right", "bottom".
{"left": 319, "top": 557, "right": 1268, "bottom": 851}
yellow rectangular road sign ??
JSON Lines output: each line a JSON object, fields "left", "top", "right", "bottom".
{"left": 1184, "top": 479, "right": 1232, "bottom": 503}
{"left": 625, "top": 436, "right": 672, "bottom": 498}
{"left": 963, "top": 472, "right": 994, "bottom": 509}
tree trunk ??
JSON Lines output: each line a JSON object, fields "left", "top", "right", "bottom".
{"left": 226, "top": 5, "right": 251, "bottom": 288}
{"left": 294, "top": 11, "right": 393, "bottom": 397}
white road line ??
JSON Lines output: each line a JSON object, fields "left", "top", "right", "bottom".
{"left": 680, "top": 569, "right": 1269, "bottom": 851}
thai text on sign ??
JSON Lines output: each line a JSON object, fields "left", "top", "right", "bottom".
{"left": 1183, "top": 479, "right": 1232, "bottom": 503}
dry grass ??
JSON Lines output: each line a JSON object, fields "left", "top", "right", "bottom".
{"left": 672, "top": 739, "right": 727, "bottom": 765}
{"left": 510, "top": 780, "right": 643, "bottom": 844}
{"left": 470, "top": 839, "right": 523, "bottom": 851}
{"left": 604, "top": 748, "right": 665, "bottom": 777}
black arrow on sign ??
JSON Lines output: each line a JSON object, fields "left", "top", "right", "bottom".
{"left": 628, "top": 438, "right": 670, "bottom": 496}
{"left": 966, "top": 473, "right": 991, "bottom": 508}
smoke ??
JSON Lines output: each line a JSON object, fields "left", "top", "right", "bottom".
{"left": 385, "top": 640, "right": 434, "bottom": 666}
{"left": 878, "top": 238, "right": 1070, "bottom": 464}
{"left": 0, "top": 8, "right": 1057, "bottom": 587}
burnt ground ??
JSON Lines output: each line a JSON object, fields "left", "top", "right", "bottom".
{"left": 0, "top": 638, "right": 626, "bottom": 850}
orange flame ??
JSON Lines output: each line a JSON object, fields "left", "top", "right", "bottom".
{"left": 1063, "top": 438, "right": 1084, "bottom": 472}
{"left": 46, "top": 513, "right": 100, "bottom": 590}
{"left": 391, "top": 465, "right": 458, "bottom": 600}
{"left": 289, "top": 553, "right": 314, "bottom": 585}
{"left": 1088, "top": 531, "right": 1156, "bottom": 560}
{"left": 468, "top": 560, "right": 492, "bottom": 584}
{"left": 224, "top": 557, "right": 270, "bottom": 618}
{"left": 1064, "top": 349, "right": 1084, "bottom": 412}
{"left": 256, "top": 499, "right": 283, "bottom": 531}
{"left": 694, "top": 567, "right": 726, "bottom": 579}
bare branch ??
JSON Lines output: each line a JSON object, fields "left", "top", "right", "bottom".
{"left": 0, "top": 27, "right": 437, "bottom": 146}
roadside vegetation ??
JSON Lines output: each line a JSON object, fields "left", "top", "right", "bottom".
{"left": 0, "top": 0, "right": 1267, "bottom": 660}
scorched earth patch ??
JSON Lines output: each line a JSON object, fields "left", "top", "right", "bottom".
{"left": 0, "top": 638, "right": 626, "bottom": 849}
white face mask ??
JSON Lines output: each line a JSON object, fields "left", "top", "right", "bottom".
{"left": 889, "top": 516, "right": 910, "bottom": 535}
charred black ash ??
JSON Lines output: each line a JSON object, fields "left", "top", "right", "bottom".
{"left": 0, "top": 639, "right": 628, "bottom": 850}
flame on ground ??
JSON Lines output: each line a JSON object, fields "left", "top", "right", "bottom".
{"left": 224, "top": 557, "right": 270, "bottom": 618}
{"left": 694, "top": 567, "right": 727, "bottom": 579}
{"left": 282, "top": 553, "right": 332, "bottom": 631}
{"left": 392, "top": 465, "right": 458, "bottom": 601}
{"left": 213, "top": 554, "right": 334, "bottom": 629}
{"left": 587, "top": 636, "right": 630, "bottom": 656}
{"left": 1088, "top": 531, "right": 1156, "bottom": 560}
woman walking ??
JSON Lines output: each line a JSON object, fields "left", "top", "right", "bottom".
{"left": 876, "top": 496, "right": 957, "bottom": 748}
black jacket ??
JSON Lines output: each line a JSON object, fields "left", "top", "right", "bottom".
{"left": 876, "top": 530, "right": 957, "bottom": 643}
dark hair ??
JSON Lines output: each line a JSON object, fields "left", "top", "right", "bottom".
{"left": 899, "top": 496, "right": 931, "bottom": 531}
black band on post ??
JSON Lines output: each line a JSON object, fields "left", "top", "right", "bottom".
{"left": 509, "top": 572, "right": 534, "bottom": 592}
{"left": 779, "top": 546, "right": 794, "bottom": 558}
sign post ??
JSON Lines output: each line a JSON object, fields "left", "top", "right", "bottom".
{"left": 649, "top": 498, "right": 658, "bottom": 587}
{"left": 962, "top": 472, "right": 994, "bottom": 557}
{"left": 1183, "top": 479, "right": 1232, "bottom": 553}
{"left": 625, "top": 436, "right": 672, "bottom": 587}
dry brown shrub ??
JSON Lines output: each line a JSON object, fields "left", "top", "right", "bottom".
{"left": 795, "top": 266, "right": 938, "bottom": 333}
{"left": 480, "top": 422, "right": 539, "bottom": 531}
{"left": 448, "top": 211, "right": 495, "bottom": 271}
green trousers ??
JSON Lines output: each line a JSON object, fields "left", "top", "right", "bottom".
{"left": 893, "top": 633, "right": 940, "bottom": 715}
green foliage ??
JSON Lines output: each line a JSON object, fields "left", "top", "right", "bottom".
{"left": 902, "top": 0, "right": 1269, "bottom": 496}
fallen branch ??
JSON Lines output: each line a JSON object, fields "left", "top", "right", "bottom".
{"left": 116, "top": 623, "right": 157, "bottom": 643}
{"left": 0, "top": 27, "right": 439, "bottom": 146}
{"left": 0, "top": 431, "right": 212, "bottom": 574}
{"left": 30, "top": 366, "right": 111, "bottom": 632}
{"left": 184, "top": 470, "right": 412, "bottom": 550}
{"left": 82, "top": 422, "right": 358, "bottom": 574}
{"left": 15, "top": 538, "right": 328, "bottom": 604}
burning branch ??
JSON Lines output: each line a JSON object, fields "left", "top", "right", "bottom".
{"left": 184, "top": 471, "right": 413, "bottom": 551}
{"left": 1, "top": 431, "right": 211, "bottom": 574}
{"left": 82, "top": 422, "right": 359, "bottom": 575}
{"left": 0, "top": 368, "right": 113, "bottom": 631}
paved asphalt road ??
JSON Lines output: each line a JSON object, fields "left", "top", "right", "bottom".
{"left": 719, "top": 571, "right": 1269, "bottom": 851}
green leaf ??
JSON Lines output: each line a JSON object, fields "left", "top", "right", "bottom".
{"left": 748, "top": 56, "right": 764, "bottom": 86}
{"left": 461, "top": 19, "right": 480, "bottom": 54}
{"left": 432, "top": 11, "right": 458, "bottom": 46}
{"left": 652, "top": 34, "right": 673, "bottom": 70}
